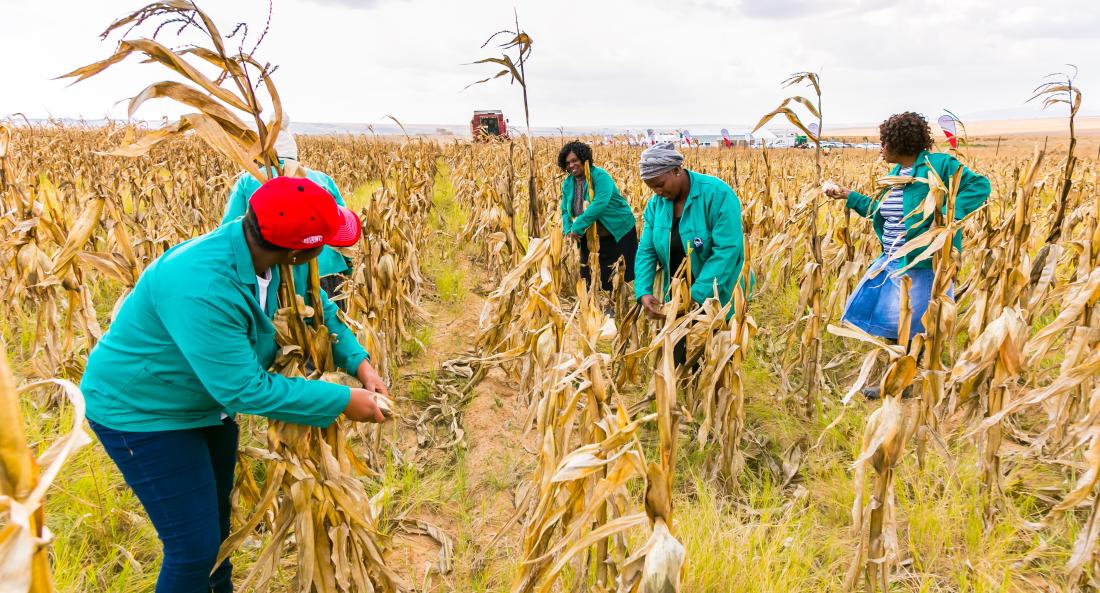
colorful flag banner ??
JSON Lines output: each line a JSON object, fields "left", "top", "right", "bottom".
{"left": 937, "top": 114, "right": 958, "bottom": 148}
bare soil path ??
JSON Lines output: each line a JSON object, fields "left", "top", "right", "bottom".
{"left": 386, "top": 254, "right": 536, "bottom": 592}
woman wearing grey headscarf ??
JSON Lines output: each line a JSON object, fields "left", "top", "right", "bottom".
{"left": 634, "top": 142, "right": 750, "bottom": 330}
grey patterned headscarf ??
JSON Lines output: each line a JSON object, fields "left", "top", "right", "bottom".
{"left": 639, "top": 141, "right": 684, "bottom": 180}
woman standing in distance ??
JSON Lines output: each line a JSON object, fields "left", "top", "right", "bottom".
{"left": 559, "top": 140, "right": 639, "bottom": 310}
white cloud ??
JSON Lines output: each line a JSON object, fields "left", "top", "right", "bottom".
{"left": 987, "top": 3, "right": 1100, "bottom": 39}
{"left": 300, "top": 0, "right": 393, "bottom": 8}
{"left": 737, "top": 0, "right": 848, "bottom": 19}
{"left": 1, "top": 0, "right": 1096, "bottom": 128}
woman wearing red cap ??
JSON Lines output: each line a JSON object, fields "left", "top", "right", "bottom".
{"left": 221, "top": 116, "right": 354, "bottom": 308}
{"left": 81, "top": 177, "right": 388, "bottom": 593}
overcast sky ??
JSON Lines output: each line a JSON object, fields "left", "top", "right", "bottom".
{"left": 2, "top": 0, "right": 1097, "bottom": 129}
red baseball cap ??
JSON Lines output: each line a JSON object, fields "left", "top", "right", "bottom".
{"left": 249, "top": 176, "right": 362, "bottom": 250}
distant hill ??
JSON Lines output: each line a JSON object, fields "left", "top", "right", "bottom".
{"left": 831, "top": 116, "right": 1100, "bottom": 139}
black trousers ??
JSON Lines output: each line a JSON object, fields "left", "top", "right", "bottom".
{"left": 579, "top": 228, "right": 639, "bottom": 292}
{"left": 674, "top": 337, "right": 687, "bottom": 367}
{"left": 320, "top": 274, "right": 348, "bottom": 313}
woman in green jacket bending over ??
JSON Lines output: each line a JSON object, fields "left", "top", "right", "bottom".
{"left": 559, "top": 140, "right": 639, "bottom": 300}
{"left": 81, "top": 177, "right": 390, "bottom": 593}
{"left": 635, "top": 142, "right": 749, "bottom": 322}
{"left": 826, "top": 112, "right": 990, "bottom": 346}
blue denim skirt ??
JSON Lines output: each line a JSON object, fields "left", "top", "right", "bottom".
{"left": 842, "top": 255, "right": 950, "bottom": 340}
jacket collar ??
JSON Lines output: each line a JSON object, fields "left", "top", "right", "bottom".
{"left": 228, "top": 219, "right": 259, "bottom": 286}
{"left": 891, "top": 150, "right": 930, "bottom": 176}
{"left": 228, "top": 219, "right": 281, "bottom": 316}
{"left": 684, "top": 170, "right": 703, "bottom": 205}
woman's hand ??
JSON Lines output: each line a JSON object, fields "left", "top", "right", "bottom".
{"left": 356, "top": 360, "right": 389, "bottom": 397}
{"left": 566, "top": 231, "right": 583, "bottom": 242}
{"left": 639, "top": 295, "right": 664, "bottom": 320}
{"left": 351, "top": 360, "right": 394, "bottom": 420}
{"left": 823, "top": 182, "right": 851, "bottom": 200}
{"left": 344, "top": 388, "right": 388, "bottom": 423}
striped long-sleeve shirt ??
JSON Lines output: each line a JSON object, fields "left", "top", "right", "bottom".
{"left": 879, "top": 166, "right": 912, "bottom": 257}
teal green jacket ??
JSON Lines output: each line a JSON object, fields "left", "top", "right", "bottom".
{"left": 845, "top": 150, "right": 990, "bottom": 269}
{"left": 559, "top": 165, "right": 637, "bottom": 241}
{"left": 222, "top": 164, "right": 352, "bottom": 277}
{"left": 634, "top": 170, "right": 750, "bottom": 315}
{"left": 81, "top": 219, "right": 369, "bottom": 432}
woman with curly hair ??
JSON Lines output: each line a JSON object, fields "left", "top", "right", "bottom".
{"left": 826, "top": 112, "right": 990, "bottom": 349}
{"left": 558, "top": 140, "right": 639, "bottom": 304}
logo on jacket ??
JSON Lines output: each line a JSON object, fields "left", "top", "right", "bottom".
{"left": 692, "top": 237, "right": 704, "bottom": 249}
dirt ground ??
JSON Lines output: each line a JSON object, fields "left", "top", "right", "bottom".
{"left": 385, "top": 255, "right": 538, "bottom": 591}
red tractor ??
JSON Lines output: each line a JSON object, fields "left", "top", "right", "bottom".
{"left": 471, "top": 110, "right": 508, "bottom": 141}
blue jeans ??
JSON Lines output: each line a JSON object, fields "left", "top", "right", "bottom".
{"left": 89, "top": 418, "right": 238, "bottom": 593}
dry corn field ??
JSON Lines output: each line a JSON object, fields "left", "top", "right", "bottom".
{"left": 3, "top": 120, "right": 1100, "bottom": 593}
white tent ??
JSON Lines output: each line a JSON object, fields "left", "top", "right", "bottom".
{"left": 706, "top": 128, "right": 751, "bottom": 146}
{"left": 749, "top": 128, "right": 778, "bottom": 146}
{"left": 727, "top": 131, "right": 752, "bottom": 144}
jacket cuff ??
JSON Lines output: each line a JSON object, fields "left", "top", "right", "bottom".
{"left": 844, "top": 191, "right": 860, "bottom": 210}
{"left": 689, "top": 284, "right": 709, "bottom": 305}
{"left": 338, "top": 351, "right": 369, "bottom": 375}
{"left": 314, "top": 383, "right": 352, "bottom": 427}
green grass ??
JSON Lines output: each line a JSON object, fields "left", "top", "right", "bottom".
{"left": 0, "top": 302, "right": 37, "bottom": 362}
{"left": 422, "top": 162, "right": 471, "bottom": 307}
{"left": 407, "top": 372, "right": 436, "bottom": 404}
{"left": 344, "top": 180, "right": 384, "bottom": 210}
{"left": 434, "top": 266, "right": 466, "bottom": 305}
{"left": 431, "top": 164, "right": 465, "bottom": 238}
{"left": 23, "top": 396, "right": 159, "bottom": 592}
{"left": 400, "top": 325, "right": 433, "bottom": 359}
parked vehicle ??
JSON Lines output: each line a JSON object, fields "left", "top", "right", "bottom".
{"left": 471, "top": 110, "right": 508, "bottom": 140}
